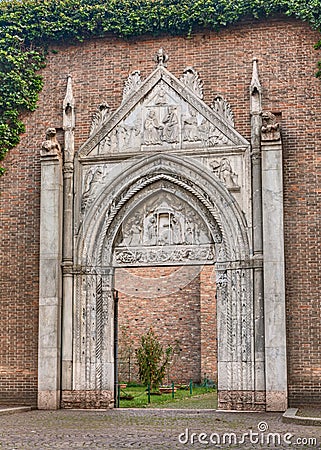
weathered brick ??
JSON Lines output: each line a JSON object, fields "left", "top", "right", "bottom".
{"left": 0, "top": 16, "right": 320, "bottom": 407}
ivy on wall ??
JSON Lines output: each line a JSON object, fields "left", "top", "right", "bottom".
{"left": 0, "top": 0, "right": 320, "bottom": 174}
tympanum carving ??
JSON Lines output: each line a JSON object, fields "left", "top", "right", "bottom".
{"left": 116, "top": 195, "right": 211, "bottom": 248}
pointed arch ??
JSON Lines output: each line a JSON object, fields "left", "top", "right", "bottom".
{"left": 71, "top": 153, "right": 262, "bottom": 410}
{"left": 76, "top": 153, "right": 250, "bottom": 268}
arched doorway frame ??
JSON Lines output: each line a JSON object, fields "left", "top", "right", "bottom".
{"left": 72, "top": 153, "right": 264, "bottom": 410}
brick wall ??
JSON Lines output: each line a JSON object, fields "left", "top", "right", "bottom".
{"left": 0, "top": 16, "right": 320, "bottom": 406}
{"left": 116, "top": 265, "right": 216, "bottom": 385}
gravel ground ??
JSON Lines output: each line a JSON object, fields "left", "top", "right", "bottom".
{"left": 0, "top": 409, "right": 320, "bottom": 449}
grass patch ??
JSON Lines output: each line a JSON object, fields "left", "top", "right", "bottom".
{"left": 118, "top": 385, "right": 217, "bottom": 409}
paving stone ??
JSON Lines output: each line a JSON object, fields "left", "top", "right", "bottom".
{"left": 0, "top": 409, "right": 320, "bottom": 449}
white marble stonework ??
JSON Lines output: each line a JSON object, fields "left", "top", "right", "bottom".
{"left": 38, "top": 53, "right": 287, "bottom": 411}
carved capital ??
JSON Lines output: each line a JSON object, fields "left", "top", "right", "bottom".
{"left": 63, "top": 162, "right": 74, "bottom": 174}
{"left": 216, "top": 270, "right": 228, "bottom": 288}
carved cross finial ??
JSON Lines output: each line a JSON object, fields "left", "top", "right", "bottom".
{"left": 154, "top": 48, "right": 168, "bottom": 67}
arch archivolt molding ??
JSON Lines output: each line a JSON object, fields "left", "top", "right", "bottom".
{"left": 76, "top": 154, "right": 250, "bottom": 269}
{"left": 72, "top": 153, "right": 256, "bottom": 401}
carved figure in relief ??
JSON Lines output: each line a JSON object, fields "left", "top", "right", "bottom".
{"left": 219, "top": 158, "right": 238, "bottom": 188}
{"left": 198, "top": 119, "right": 229, "bottom": 147}
{"left": 210, "top": 158, "right": 239, "bottom": 189}
{"left": 161, "top": 106, "right": 179, "bottom": 143}
{"left": 144, "top": 109, "right": 162, "bottom": 144}
{"left": 185, "top": 212, "right": 201, "bottom": 245}
{"left": 154, "top": 82, "right": 167, "bottom": 105}
{"left": 261, "top": 111, "right": 280, "bottom": 141}
{"left": 122, "top": 217, "right": 143, "bottom": 246}
{"left": 143, "top": 215, "right": 157, "bottom": 245}
{"left": 117, "top": 124, "right": 129, "bottom": 149}
{"left": 81, "top": 166, "right": 103, "bottom": 212}
{"left": 125, "top": 121, "right": 142, "bottom": 149}
{"left": 182, "top": 109, "right": 199, "bottom": 142}
{"left": 171, "top": 215, "right": 182, "bottom": 244}
{"left": 158, "top": 216, "right": 170, "bottom": 244}
{"left": 41, "top": 128, "right": 61, "bottom": 156}
{"left": 110, "top": 129, "right": 118, "bottom": 150}
{"left": 130, "top": 220, "right": 142, "bottom": 245}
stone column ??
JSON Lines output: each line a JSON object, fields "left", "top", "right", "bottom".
{"left": 250, "top": 58, "right": 266, "bottom": 398}
{"left": 38, "top": 129, "right": 63, "bottom": 409}
{"left": 200, "top": 266, "right": 217, "bottom": 383}
{"left": 61, "top": 76, "right": 75, "bottom": 390}
{"left": 101, "top": 269, "right": 115, "bottom": 393}
{"left": 261, "top": 112, "right": 287, "bottom": 411}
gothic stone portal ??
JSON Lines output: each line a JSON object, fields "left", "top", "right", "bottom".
{"left": 38, "top": 56, "right": 287, "bottom": 411}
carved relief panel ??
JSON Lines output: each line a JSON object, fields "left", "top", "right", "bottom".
{"left": 113, "top": 191, "right": 215, "bottom": 266}
{"left": 82, "top": 63, "right": 249, "bottom": 158}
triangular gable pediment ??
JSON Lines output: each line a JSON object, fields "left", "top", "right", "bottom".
{"left": 78, "top": 65, "right": 249, "bottom": 159}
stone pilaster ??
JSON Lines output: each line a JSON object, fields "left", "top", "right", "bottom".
{"left": 38, "top": 129, "right": 63, "bottom": 409}
{"left": 261, "top": 113, "right": 287, "bottom": 411}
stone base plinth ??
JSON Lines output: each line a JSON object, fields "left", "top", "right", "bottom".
{"left": 61, "top": 390, "right": 114, "bottom": 409}
{"left": 266, "top": 391, "right": 287, "bottom": 412}
{"left": 38, "top": 390, "right": 60, "bottom": 410}
{"left": 218, "top": 390, "right": 266, "bottom": 411}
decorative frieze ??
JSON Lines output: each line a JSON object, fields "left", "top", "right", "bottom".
{"left": 114, "top": 245, "right": 215, "bottom": 266}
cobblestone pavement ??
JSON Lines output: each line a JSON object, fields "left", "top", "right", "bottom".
{"left": 0, "top": 409, "right": 320, "bottom": 449}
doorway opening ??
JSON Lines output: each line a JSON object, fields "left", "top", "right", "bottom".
{"left": 114, "top": 264, "right": 217, "bottom": 408}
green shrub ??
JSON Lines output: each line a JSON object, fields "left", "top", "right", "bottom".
{"left": 135, "top": 328, "right": 172, "bottom": 391}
